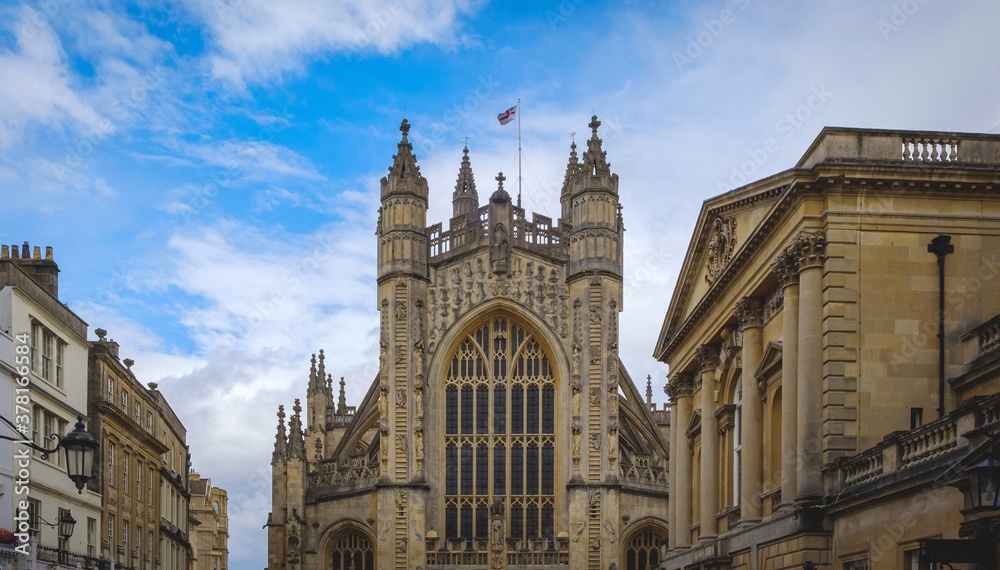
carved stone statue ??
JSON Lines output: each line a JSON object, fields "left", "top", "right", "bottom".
{"left": 414, "top": 340, "right": 425, "bottom": 376}
{"left": 571, "top": 379, "right": 582, "bottom": 417}
{"left": 571, "top": 343, "right": 582, "bottom": 377}
{"left": 491, "top": 223, "right": 509, "bottom": 273}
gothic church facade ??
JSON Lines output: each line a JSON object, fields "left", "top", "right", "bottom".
{"left": 267, "top": 118, "right": 671, "bottom": 569}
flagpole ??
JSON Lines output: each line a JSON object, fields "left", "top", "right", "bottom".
{"left": 517, "top": 98, "right": 522, "bottom": 209}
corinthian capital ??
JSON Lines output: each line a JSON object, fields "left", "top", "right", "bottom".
{"left": 795, "top": 229, "right": 826, "bottom": 269}
{"left": 772, "top": 247, "right": 800, "bottom": 287}
{"left": 735, "top": 297, "right": 764, "bottom": 331}
{"left": 665, "top": 372, "right": 694, "bottom": 400}
{"left": 695, "top": 344, "right": 721, "bottom": 374}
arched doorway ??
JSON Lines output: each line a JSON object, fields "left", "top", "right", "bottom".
{"left": 623, "top": 525, "right": 667, "bottom": 570}
{"left": 327, "top": 527, "right": 374, "bottom": 570}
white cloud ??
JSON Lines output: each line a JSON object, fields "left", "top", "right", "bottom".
{"left": 0, "top": 6, "right": 105, "bottom": 148}
{"left": 183, "top": 0, "right": 479, "bottom": 87}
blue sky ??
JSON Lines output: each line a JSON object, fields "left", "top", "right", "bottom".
{"left": 3, "top": 1, "right": 1000, "bottom": 567}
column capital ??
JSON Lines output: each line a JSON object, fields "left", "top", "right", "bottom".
{"left": 665, "top": 372, "right": 694, "bottom": 400}
{"left": 772, "top": 247, "right": 800, "bottom": 288}
{"left": 735, "top": 296, "right": 764, "bottom": 331}
{"left": 695, "top": 344, "right": 721, "bottom": 374}
{"left": 794, "top": 229, "right": 826, "bottom": 269}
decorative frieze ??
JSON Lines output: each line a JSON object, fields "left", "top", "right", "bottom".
{"left": 426, "top": 252, "right": 569, "bottom": 352}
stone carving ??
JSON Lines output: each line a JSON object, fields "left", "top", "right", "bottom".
{"left": 396, "top": 538, "right": 406, "bottom": 552}
{"left": 571, "top": 379, "right": 582, "bottom": 417}
{"left": 489, "top": 498, "right": 505, "bottom": 551}
{"left": 572, "top": 520, "right": 586, "bottom": 542}
{"left": 572, "top": 421, "right": 582, "bottom": 458}
{"left": 491, "top": 223, "right": 509, "bottom": 273}
{"left": 608, "top": 421, "right": 618, "bottom": 459}
{"left": 380, "top": 520, "right": 392, "bottom": 541}
{"left": 795, "top": 229, "right": 827, "bottom": 268}
{"left": 572, "top": 342, "right": 582, "bottom": 378}
{"left": 414, "top": 340, "right": 425, "bottom": 377}
{"left": 735, "top": 296, "right": 764, "bottom": 330}
{"left": 607, "top": 300, "right": 618, "bottom": 348}
{"left": 695, "top": 344, "right": 721, "bottom": 374}
{"left": 590, "top": 432, "right": 602, "bottom": 451}
{"left": 396, "top": 434, "right": 408, "bottom": 452}
{"left": 590, "top": 344, "right": 601, "bottom": 365}
{"left": 411, "top": 519, "right": 423, "bottom": 541}
{"left": 379, "top": 344, "right": 388, "bottom": 381}
{"left": 589, "top": 386, "right": 601, "bottom": 406}
{"left": 395, "top": 301, "right": 407, "bottom": 320}
{"left": 413, "top": 428, "right": 424, "bottom": 462}
{"left": 378, "top": 387, "right": 388, "bottom": 424}
{"left": 426, "top": 253, "right": 569, "bottom": 342}
{"left": 603, "top": 519, "right": 618, "bottom": 543}
{"left": 589, "top": 536, "right": 601, "bottom": 551}
{"left": 706, "top": 215, "right": 737, "bottom": 284}
{"left": 589, "top": 489, "right": 601, "bottom": 505}
{"left": 396, "top": 388, "right": 407, "bottom": 408}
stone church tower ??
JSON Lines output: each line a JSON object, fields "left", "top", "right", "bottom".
{"left": 267, "top": 117, "right": 670, "bottom": 570}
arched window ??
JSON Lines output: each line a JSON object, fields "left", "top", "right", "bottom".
{"left": 443, "top": 315, "right": 556, "bottom": 543}
{"left": 733, "top": 379, "right": 743, "bottom": 505}
{"left": 328, "top": 529, "right": 374, "bottom": 570}
{"left": 625, "top": 527, "right": 667, "bottom": 570}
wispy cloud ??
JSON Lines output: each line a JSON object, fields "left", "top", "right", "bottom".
{"left": 184, "top": 0, "right": 480, "bottom": 88}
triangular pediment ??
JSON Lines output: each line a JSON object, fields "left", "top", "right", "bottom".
{"left": 755, "top": 340, "right": 783, "bottom": 380}
{"left": 654, "top": 175, "right": 791, "bottom": 363}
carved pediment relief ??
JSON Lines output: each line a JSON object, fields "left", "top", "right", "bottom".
{"left": 705, "top": 216, "right": 737, "bottom": 284}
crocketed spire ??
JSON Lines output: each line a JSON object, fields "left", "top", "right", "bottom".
{"left": 271, "top": 405, "right": 287, "bottom": 465}
{"left": 337, "top": 376, "right": 347, "bottom": 415}
{"left": 287, "top": 399, "right": 306, "bottom": 460}
{"left": 581, "top": 115, "right": 611, "bottom": 176}
{"left": 452, "top": 145, "right": 479, "bottom": 218}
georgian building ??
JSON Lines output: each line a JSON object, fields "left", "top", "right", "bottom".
{"left": 189, "top": 470, "right": 228, "bottom": 570}
{"left": 150, "top": 387, "right": 193, "bottom": 570}
{"left": 655, "top": 128, "right": 1000, "bottom": 569}
{"left": 267, "top": 118, "right": 672, "bottom": 570}
{"left": 88, "top": 329, "right": 170, "bottom": 570}
{"left": 0, "top": 244, "right": 103, "bottom": 566}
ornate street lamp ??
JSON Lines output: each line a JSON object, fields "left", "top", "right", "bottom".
{"left": 965, "top": 452, "right": 1000, "bottom": 512}
{"left": 0, "top": 414, "right": 99, "bottom": 493}
{"left": 58, "top": 510, "right": 76, "bottom": 565}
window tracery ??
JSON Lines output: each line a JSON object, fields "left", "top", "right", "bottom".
{"left": 443, "top": 315, "right": 556, "bottom": 544}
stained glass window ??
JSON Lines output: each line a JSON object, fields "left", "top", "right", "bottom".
{"left": 443, "top": 314, "right": 557, "bottom": 543}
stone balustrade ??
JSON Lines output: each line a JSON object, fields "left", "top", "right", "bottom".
{"left": 797, "top": 128, "right": 1000, "bottom": 169}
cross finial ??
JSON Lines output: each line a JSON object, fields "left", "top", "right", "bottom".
{"left": 277, "top": 405, "right": 286, "bottom": 421}
{"left": 589, "top": 115, "right": 601, "bottom": 137}
{"left": 496, "top": 171, "right": 506, "bottom": 189}
{"left": 400, "top": 118, "right": 410, "bottom": 135}
{"left": 461, "top": 136, "right": 469, "bottom": 149}
{"left": 570, "top": 131, "right": 576, "bottom": 143}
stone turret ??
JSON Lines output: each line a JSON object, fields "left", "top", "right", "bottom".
{"left": 452, "top": 144, "right": 479, "bottom": 219}
{"left": 306, "top": 351, "right": 330, "bottom": 432}
{"left": 378, "top": 119, "right": 429, "bottom": 281}
{"left": 567, "top": 115, "right": 623, "bottom": 279}
{"left": 268, "top": 406, "right": 288, "bottom": 570}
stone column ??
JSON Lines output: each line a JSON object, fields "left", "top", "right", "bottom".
{"left": 671, "top": 373, "right": 695, "bottom": 548}
{"left": 736, "top": 297, "right": 764, "bottom": 524}
{"left": 774, "top": 249, "right": 799, "bottom": 508}
{"left": 665, "top": 382, "right": 678, "bottom": 549}
{"left": 795, "top": 230, "right": 826, "bottom": 503}
{"left": 696, "top": 345, "right": 721, "bottom": 540}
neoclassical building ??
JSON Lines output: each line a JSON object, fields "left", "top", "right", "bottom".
{"left": 656, "top": 128, "right": 1000, "bottom": 569}
{"left": 267, "top": 118, "right": 671, "bottom": 569}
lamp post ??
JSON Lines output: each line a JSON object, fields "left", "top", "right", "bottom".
{"left": 958, "top": 438, "right": 1000, "bottom": 569}
{"left": 58, "top": 511, "right": 76, "bottom": 565}
{"left": 0, "top": 414, "right": 99, "bottom": 492}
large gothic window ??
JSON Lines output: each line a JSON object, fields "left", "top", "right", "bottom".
{"left": 444, "top": 315, "right": 556, "bottom": 544}
{"left": 624, "top": 528, "right": 666, "bottom": 570}
{"left": 328, "top": 529, "right": 374, "bottom": 570}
